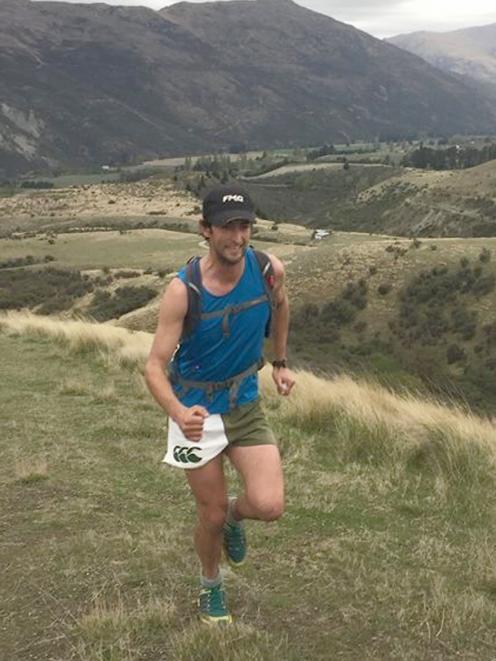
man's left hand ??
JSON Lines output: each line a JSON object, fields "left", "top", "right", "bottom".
{"left": 272, "top": 367, "right": 295, "bottom": 396}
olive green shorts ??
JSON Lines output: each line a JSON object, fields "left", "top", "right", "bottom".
{"left": 163, "top": 399, "right": 276, "bottom": 469}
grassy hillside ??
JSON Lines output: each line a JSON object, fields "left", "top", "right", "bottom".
{"left": 241, "top": 159, "right": 496, "bottom": 238}
{"left": 2, "top": 314, "right": 496, "bottom": 659}
{"left": 3, "top": 215, "right": 496, "bottom": 409}
{"left": 3, "top": 173, "right": 496, "bottom": 409}
{"left": 242, "top": 164, "right": 400, "bottom": 229}
{"left": 4, "top": 159, "right": 496, "bottom": 241}
{"left": 356, "top": 160, "right": 496, "bottom": 238}
{"left": 284, "top": 233, "right": 496, "bottom": 410}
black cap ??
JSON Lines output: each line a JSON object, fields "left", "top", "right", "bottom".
{"left": 202, "top": 184, "right": 256, "bottom": 226}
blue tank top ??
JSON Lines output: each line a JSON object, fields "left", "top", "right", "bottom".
{"left": 170, "top": 248, "right": 271, "bottom": 414}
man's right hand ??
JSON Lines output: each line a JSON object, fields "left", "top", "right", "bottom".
{"left": 174, "top": 405, "right": 209, "bottom": 441}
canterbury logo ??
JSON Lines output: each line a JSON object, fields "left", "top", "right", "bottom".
{"left": 173, "top": 446, "right": 202, "bottom": 464}
{"left": 223, "top": 194, "right": 244, "bottom": 203}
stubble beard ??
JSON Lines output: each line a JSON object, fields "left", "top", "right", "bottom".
{"left": 212, "top": 242, "right": 247, "bottom": 266}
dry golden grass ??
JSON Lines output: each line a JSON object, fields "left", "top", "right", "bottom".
{"left": 0, "top": 311, "right": 152, "bottom": 366}
{"left": 0, "top": 179, "right": 198, "bottom": 222}
{"left": 15, "top": 457, "right": 48, "bottom": 483}
{"left": 76, "top": 593, "right": 176, "bottom": 661}
{"left": 169, "top": 622, "right": 290, "bottom": 661}
{"left": 260, "top": 368, "right": 496, "bottom": 449}
{"left": 3, "top": 310, "right": 496, "bottom": 460}
{"left": 58, "top": 377, "right": 92, "bottom": 396}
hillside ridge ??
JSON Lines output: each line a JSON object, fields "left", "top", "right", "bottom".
{"left": 388, "top": 22, "right": 496, "bottom": 91}
{"left": 1, "top": 0, "right": 495, "bottom": 176}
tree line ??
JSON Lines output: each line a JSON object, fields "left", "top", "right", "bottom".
{"left": 403, "top": 143, "right": 496, "bottom": 170}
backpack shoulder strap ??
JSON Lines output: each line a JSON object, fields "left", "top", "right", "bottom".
{"left": 252, "top": 249, "right": 275, "bottom": 338}
{"left": 182, "top": 256, "right": 202, "bottom": 339}
{"left": 253, "top": 249, "right": 275, "bottom": 301}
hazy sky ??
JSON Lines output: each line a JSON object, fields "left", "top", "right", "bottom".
{"left": 34, "top": 0, "right": 496, "bottom": 38}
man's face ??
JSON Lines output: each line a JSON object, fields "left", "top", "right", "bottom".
{"left": 205, "top": 219, "right": 252, "bottom": 265}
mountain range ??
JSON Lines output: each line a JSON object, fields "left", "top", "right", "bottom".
{"left": 1, "top": 0, "right": 496, "bottom": 177}
{"left": 388, "top": 23, "right": 496, "bottom": 93}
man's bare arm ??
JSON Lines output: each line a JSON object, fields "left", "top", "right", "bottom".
{"left": 144, "top": 278, "right": 208, "bottom": 440}
{"left": 268, "top": 254, "right": 295, "bottom": 396}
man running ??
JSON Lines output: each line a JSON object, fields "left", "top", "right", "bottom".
{"left": 145, "top": 183, "right": 295, "bottom": 624}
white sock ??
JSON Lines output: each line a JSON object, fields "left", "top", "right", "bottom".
{"left": 226, "top": 496, "right": 238, "bottom": 524}
{"left": 201, "top": 571, "right": 222, "bottom": 589}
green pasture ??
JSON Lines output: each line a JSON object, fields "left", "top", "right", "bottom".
{"left": 0, "top": 227, "right": 311, "bottom": 271}
{"left": 0, "top": 229, "right": 199, "bottom": 270}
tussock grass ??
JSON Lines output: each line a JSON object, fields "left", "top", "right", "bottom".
{"left": 0, "top": 311, "right": 151, "bottom": 366}
{"left": 15, "top": 457, "right": 48, "bottom": 483}
{"left": 260, "top": 369, "right": 496, "bottom": 491}
{"left": 92, "top": 384, "right": 118, "bottom": 403}
{"left": 420, "top": 574, "right": 496, "bottom": 649}
{"left": 169, "top": 622, "right": 291, "bottom": 661}
{"left": 75, "top": 593, "right": 176, "bottom": 661}
{"left": 3, "top": 311, "right": 496, "bottom": 492}
{"left": 59, "top": 377, "right": 92, "bottom": 396}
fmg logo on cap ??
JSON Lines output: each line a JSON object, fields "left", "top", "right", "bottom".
{"left": 202, "top": 184, "right": 256, "bottom": 225}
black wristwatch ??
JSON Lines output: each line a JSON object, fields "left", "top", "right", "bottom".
{"left": 272, "top": 359, "right": 288, "bottom": 369}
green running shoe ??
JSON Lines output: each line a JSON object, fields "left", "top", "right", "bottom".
{"left": 198, "top": 584, "right": 232, "bottom": 624}
{"left": 223, "top": 518, "right": 247, "bottom": 567}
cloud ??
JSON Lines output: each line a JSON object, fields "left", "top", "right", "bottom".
{"left": 32, "top": 0, "right": 496, "bottom": 37}
{"left": 300, "top": 0, "right": 496, "bottom": 36}
{"left": 300, "top": 0, "right": 408, "bottom": 16}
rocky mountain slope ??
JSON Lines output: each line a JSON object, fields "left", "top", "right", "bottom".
{"left": 387, "top": 23, "right": 496, "bottom": 91}
{"left": 2, "top": 0, "right": 496, "bottom": 176}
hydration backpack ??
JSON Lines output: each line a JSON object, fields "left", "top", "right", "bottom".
{"left": 181, "top": 249, "right": 275, "bottom": 341}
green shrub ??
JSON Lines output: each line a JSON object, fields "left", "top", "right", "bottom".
{"left": 447, "top": 344, "right": 466, "bottom": 365}
{"left": 114, "top": 270, "right": 140, "bottom": 279}
{"left": 378, "top": 282, "right": 392, "bottom": 296}
{"left": 451, "top": 307, "right": 478, "bottom": 341}
{"left": 479, "top": 248, "right": 492, "bottom": 263}
{"left": 0, "top": 255, "right": 54, "bottom": 269}
{"left": 291, "top": 302, "right": 320, "bottom": 330}
{"left": 88, "top": 286, "right": 157, "bottom": 321}
{"left": 20, "top": 180, "right": 54, "bottom": 189}
{"left": 0, "top": 267, "right": 93, "bottom": 312}
{"left": 321, "top": 299, "right": 356, "bottom": 326}
{"left": 473, "top": 274, "right": 495, "bottom": 297}
{"left": 342, "top": 280, "right": 368, "bottom": 309}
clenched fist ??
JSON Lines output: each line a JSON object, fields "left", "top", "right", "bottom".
{"left": 175, "top": 405, "right": 209, "bottom": 441}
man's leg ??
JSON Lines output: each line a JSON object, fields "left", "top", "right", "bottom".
{"left": 186, "top": 454, "right": 233, "bottom": 623}
{"left": 225, "top": 444, "right": 284, "bottom": 523}
{"left": 185, "top": 453, "right": 228, "bottom": 580}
